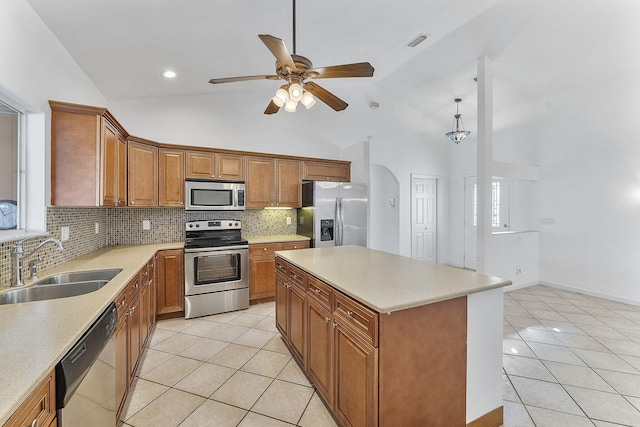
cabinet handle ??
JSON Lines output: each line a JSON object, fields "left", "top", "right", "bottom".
{"left": 119, "top": 298, "right": 126, "bottom": 307}
{"left": 346, "top": 310, "right": 353, "bottom": 318}
{"left": 314, "top": 289, "right": 321, "bottom": 294}
{"left": 325, "top": 317, "right": 331, "bottom": 323}
{"left": 291, "top": 273, "right": 299, "bottom": 279}
{"left": 133, "top": 283, "right": 139, "bottom": 289}
{"left": 332, "top": 321, "right": 338, "bottom": 328}
{"left": 293, "top": 246, "right": 297, "bottom": 249}
{"left": 131, "top": 201, "right": 135, "bottom": 205}
{"left": 263, "top": 247, "right": 267, "bottom": 251}
{"left": 26, "top": 419, "right": 38, "bottom": 427}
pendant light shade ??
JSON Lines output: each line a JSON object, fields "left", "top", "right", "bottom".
{"left": 445, "top": 98, "right": 471, "bottom": 143}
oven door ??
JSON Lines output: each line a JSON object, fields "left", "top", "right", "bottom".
{"left": 185, "top": 248, "right": 248, "bottom": 296}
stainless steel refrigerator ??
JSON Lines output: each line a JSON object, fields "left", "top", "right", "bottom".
{"left": 297, "top": 181, "right": 368, "bottom": 248}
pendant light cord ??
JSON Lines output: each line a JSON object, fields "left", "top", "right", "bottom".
{"left": 292, "top": 0, "right": 297, "bottom": 54}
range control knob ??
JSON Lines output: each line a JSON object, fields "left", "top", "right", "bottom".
{"left": 196, "top": 224, "right": 200, "bottom": 228}
{"left": 188, "top": 224, "right": 193, "bottom": 228}
{"left": 229, "top": 222, "right": 233, "bottom": 227}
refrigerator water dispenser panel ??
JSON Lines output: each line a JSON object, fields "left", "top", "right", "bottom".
{"left": 320, "top": 219, "right": 334, "bottom": 241}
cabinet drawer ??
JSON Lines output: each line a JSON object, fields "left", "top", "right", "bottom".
{"left": 288, "top": 264, "right": 307, "bottom": 290}
{"left": 127, "top": 275, "right": 141, "bottom": 302}
{"left": 334, "top": 293, "right": 378, "bottom": 346}
{"left": 279, "top": 240, "right": 310, "bottom": 251}
{"left": 114, "top": 287, "right": 128, "bottom": 320}
{"left": 275, "top": 257, "right": 289, "bottom": 277}
{"left": 307, "top": 275, "right": 333, "bottom": 309}
{"left": 249, "top": 243, "right": 279, "bottom": 258}
{"left": 4, "top": 370, "right": 55, "bottom": 427}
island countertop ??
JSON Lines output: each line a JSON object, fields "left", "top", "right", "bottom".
{"left": 275, "top": 245, "right": 511, "bottom": 313}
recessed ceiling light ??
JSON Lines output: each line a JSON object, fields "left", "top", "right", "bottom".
{"left": 407, "top": 34, "right": 429, "bottom": 48}
{"left": 162, "top": 70, "right": 176, "bottom": 78}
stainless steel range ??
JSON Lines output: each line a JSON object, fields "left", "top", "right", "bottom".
{"left": 184, "top": 219, "right": 249, "bottom": 319}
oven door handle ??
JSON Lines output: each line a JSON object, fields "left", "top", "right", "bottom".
{"left": 184, "top": 246, "right": 249, "bottom": 254}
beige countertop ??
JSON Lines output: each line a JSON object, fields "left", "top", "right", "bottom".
{"left": 0, "top": 242, "right": 183, "bottom": 425}
{"left": 245, "top": 234, "right": 310, "bottom": 244}
{"left": 276, "top": 245, "right": 511, "bottom": 313}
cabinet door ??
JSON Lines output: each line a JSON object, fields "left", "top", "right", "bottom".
{"left": 245, "top": 157, "right": 275, "bottom": 208}
{"left": 140, "top": 278, "right": 151, "bottom": 347}
{"left": 115, "top": 317, "right": 128, "bottom": 417}
{"left": 159, "top": 148, "right": 185, "bottom": 207}
{"left": 101, "top": 121, "right": 119, "bottom": 206}
{"left": 128, "top": 141, "right": 158, "bottom": 206}
{"left": 148, "top": 255, "right": 157, "bottom": 333}
{"left": 156, "top": 249, "right": 185, "bottom": 316}
{"left": 217, "top": 153, "right": 244, "bottom": 180}
{"left": 275, "top": 159, "right": 302, "bottom": 207}
{"left": 275, "top": 274, "right": 289, "bottom": 339}
{"left": 117, "top": 135, "right": 127, "bottom": 206}
{"left": 334, "top": 324, "right": 378, "bottom": 427}
{"left": 307, "top": 298, "right": 334, "bottom": 408}
{"left": 248, "top": 244, "right": 278, "bottom": 301}
{"left": 303, "top": 161, "right": 351, "bottom": 182}
{"left": 127, "top": 295, "right": 141, "bottom": 383}
{"left": 289, "top": 284, "right": 306, "bottom": 364}
{"left": 186, "top": 150, "right": 215, "bottom": 179}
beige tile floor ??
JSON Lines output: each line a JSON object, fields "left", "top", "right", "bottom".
{"left": 121, "top": 285, "right": 640, "bottom": 426}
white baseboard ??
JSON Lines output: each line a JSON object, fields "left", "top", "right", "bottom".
{"left": 539, "top": 280, "right": 640, "bottom": 307}
{"left": 502, "top": 281, "right": 539, "bottom": 292}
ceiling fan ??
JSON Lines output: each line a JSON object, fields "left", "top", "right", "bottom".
{"left": 208, "top": 0, "right": 374, "bottom": 114}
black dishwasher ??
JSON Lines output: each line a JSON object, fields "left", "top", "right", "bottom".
{"left": 56, "top": 302, "right": 118, "bottom": 427}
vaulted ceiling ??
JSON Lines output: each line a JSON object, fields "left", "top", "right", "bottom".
{"left": 26, "top": 0, "right": 640, "bottom": 127}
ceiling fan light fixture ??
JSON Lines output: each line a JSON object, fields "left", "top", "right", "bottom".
{"left": 301, "top": 91, "right": 316, "bottom": 109}
{"left": 272, "top": 88, "right": 288, "bottom": 107}
{"left": 284, "top": 99, "right": 298, "bottom": 112}
{"left": 445, "top": 98, "right": 471, "bottom": 144}
{"left": 288, "top": 82, "right": 303, "bottom": 102}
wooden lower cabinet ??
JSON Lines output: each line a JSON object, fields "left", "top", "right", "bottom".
{"left": 276, "top": 257, "right": 468, "bottom": 427}
{"left": 334, "top": 325, "right": 378, "bottom": 427}
{"left": 249, "top": 240, "right": 309, "bottom": 303}
{"left": 156, "top": 249, "right": 184, "bottom": 318}
{"left": 3, "top": 369, "right": 55, "bottom": 427}
{"left": 116, "top": 255, "right": 159, "bottom": 422}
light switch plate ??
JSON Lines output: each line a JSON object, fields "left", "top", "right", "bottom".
{"left": 95, "top": 223, "right": 100, "bottom": 234}
{"left": 61, "top": 226, "right": 70, "bottom": 241}
{"left": 142, "top": 220, "right": 151, "bottom": 230}
{"left": 286, "top": 217, "right": 292, "bottom": 225}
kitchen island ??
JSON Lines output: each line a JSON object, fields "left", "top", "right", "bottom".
{"left": 275, "top": 245, "right": 510, "bottom": 427}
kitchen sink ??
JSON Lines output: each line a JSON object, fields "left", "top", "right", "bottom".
{"left": 31, "top": 268, "right": 122, "bottom": 285}
{"left": 0, "top": 268, "right": 123, "bottom": 305}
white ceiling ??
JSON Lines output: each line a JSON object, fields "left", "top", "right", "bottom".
{"left": 25, "top": 0, "right": 640, "bottom": 126}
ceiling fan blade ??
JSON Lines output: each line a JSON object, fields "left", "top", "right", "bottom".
{"left": 264, "top": 100, "right": 280, "bottom": 115}
{"left": 307, "top": 62, "right": 374, "bottom": 79}
{"left": 209, "top": 75, "right": 279, "bottom": 84}
{"left": 258, "top": 34, "right": 296, "bottom": 72}
{"left": 304, "top": 82, "right": 348, "bottom": 111}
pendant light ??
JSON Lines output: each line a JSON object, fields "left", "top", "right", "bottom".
{"left": 445, "top": 98, "right": 471, "bottom": 143}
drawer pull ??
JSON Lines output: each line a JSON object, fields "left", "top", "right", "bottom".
{"left": 325, "top": 317, "right": 331, "bottom": 323}
{"left": 119, "top": 298, "right": 126, "bottom": 306}
{"left": 263, "top": 247, "right": 267, "bottom": 251}
{"left": 25, "top": 420, "right": 38, "bottom": 427}
{"left": 291, "top": 273, "right": 299, "bottom": 279}
{"left": 314, "top": 289, "right": 321, "bottom": 294}
{"left": 277, "top": 264, "right": 285, "bottom": 270}
{"left": 332, "top": 321, "right": 338, "bottom": 328}
{"left": 133, "top": 283, "right": 139, "bottom": 289}
{"left": 346, "top": 310, "right": 353, "bottom": 318}
{"left": 293, "top": 246, "right": 297, "bottom": 249}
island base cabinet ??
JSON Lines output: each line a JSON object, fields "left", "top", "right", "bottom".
{"left": 334, "top": 325, "right": 378, "bottom": 427}
{"left": 307, "top": 299, "right": 334, "bottom": 408}
{"left": 275, "top": 275, "right": 288, "bottom": 339}
{"left": 288, "top": 284, "right": 306, "bottom": 363}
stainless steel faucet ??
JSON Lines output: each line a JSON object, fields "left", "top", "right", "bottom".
{"left": 11, "top": 237, "right": 64, "bottom": 287}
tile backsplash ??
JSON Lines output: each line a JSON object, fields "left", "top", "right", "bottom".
{"left": 0, "top": 206, "right": 297, "bottom": 287}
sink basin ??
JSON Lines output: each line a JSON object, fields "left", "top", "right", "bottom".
{"left": 32, "top": 268, "right": 123, "bottom": 285}
{"left": 0, "top": 268, "right": 123, "bottom": 305}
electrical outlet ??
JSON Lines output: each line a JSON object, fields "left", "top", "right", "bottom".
{"left": 516, "top": 266, "right": 522, "bottom": 275}
{"left": 61, "top": 226, "right": 70, "bottom": 241}
{"left": 143, "top": 220, "right": 151, "bottom": 230}
{"left": 95, "top": 222, "right": 100, "bottom": 234}
{"left": 286, "top": 217, "right": 292, "bottom": 225}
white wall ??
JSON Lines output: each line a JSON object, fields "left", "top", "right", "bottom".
{"left": 533, "top": 70, "right": 640, "bottom": 305}
{"left": 369, "top": 164, "right": 399, "bottom": 254}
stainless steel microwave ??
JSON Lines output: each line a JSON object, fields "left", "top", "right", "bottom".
{"left": 185, "top": 180, "right": 245, "bottom": 211}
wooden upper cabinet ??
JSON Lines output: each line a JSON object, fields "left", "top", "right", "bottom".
{"left": 128, "top": 140, "right": 158, "bottom": 206}
{"left": 245, "top": 157, "right": 276, "bottom": 208}
{"left": 102, "top": 120, "right": 127, "bottom": 206}
{"left": 245, "top": 156, "right": 302, "bottom": 208}
{"left": 303, "top": 160, "right": 351, "bottom": 182}
{"left": 159, "top": 148, "right": 185, "bottom": 207}
{"left": 276, "top": 159, "right": 302, "bottom": 207}
{"left": 50, "top": 101, "right": 128, "bottom": 206}
{"left": 186, "top": 150, "right": 244, "bottom": 180}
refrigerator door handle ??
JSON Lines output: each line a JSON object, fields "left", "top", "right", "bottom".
{"left": 336, "top": 197, "right": 343, "bottom": 246}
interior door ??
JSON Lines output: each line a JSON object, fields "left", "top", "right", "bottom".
{"left": 411, "top": 175, "right": 437, "bottom": 263}
{"left": 464, "top": 176, "right": 477, "bottom": 270}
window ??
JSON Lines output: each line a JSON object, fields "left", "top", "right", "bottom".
{"left": 0, "top": 100, "right": 21, "bottom": 231}
{"left": 491, "top": 181, "right": 500, "bottom": 228}
{"left": 470, "top": 179, "right": 510, "bottom": 231}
